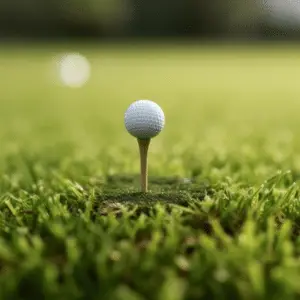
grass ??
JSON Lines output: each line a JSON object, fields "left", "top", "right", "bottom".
{"left": 0, "top": 43, "right": 300, "bottom": 299}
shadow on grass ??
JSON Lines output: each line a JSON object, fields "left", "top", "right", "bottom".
{"left": 104, "top": 174, "right": 211, "bottom": 193}
{"left": 100, "top": 174, "right": 212, "bottom": 201}
{"left": 93, "top": 174, "right": 213, "bottom": 217}
{"left": 95, "top": 191, "right": 191, "bottom": 217}
{"left": 98, "top": 190, "right": 192, "bottom": 205}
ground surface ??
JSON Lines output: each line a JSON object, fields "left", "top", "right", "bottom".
{"left": 0, "top": 43, "right": 300, "bottom": 299}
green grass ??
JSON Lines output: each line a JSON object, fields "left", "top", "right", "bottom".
{"left": 1, "top": 43, "right": 300, "bottom": 299}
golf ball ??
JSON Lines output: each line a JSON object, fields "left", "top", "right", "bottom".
{"left": 125, "top": 100, "right": 165, "bottom": 139}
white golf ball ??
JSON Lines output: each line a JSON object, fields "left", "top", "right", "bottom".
{"left": 124, "top": 100, "right": 165, "bottom": 139}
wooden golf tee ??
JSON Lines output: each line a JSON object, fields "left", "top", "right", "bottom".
{"left": 138, "top": 138, "right": 151, "bottom": 193}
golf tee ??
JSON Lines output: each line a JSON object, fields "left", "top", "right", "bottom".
{"left": 138, "top": 138, "right": 150, "bottom": 193}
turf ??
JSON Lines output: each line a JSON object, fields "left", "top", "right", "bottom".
{"left": 0, "top": 43, "right": 300, "bottom": 299}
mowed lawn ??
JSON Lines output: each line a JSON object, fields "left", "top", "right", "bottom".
{"left": 0, "top": 43, "right": 300, "bottom": 299}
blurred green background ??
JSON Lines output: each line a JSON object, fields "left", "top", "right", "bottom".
{"left": 1, "top": 0, "right": 300, "bottom": 39}
{"left": 1, "top": 0, "right": 300, "bottom": 185}
{"left": 1, "top": 44, "right": 300, "bottom": 186}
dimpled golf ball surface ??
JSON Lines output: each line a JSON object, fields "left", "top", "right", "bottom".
{"left": 125, "top": 100, "right": 165, "bottom": 139}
